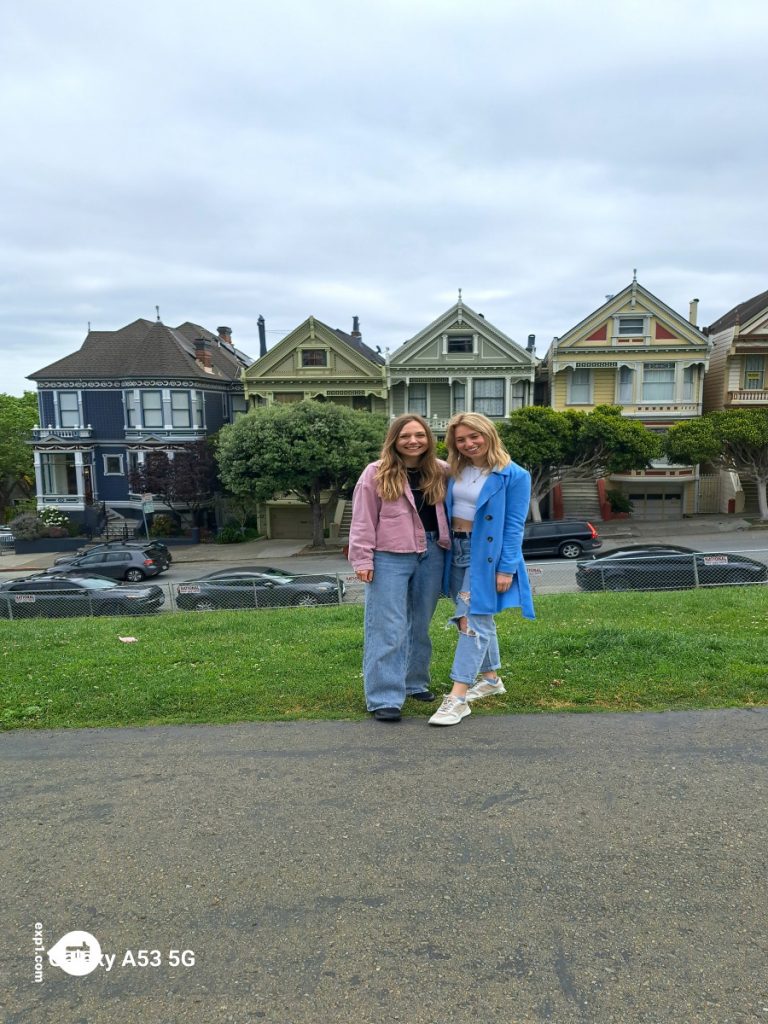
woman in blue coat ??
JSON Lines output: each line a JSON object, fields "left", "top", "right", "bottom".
{"left": 429, "top": 412, "right": 534, "bottom": 727}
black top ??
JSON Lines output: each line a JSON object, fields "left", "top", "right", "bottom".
{"left": 406, "top": 469, "right": 439, "bottom": 533}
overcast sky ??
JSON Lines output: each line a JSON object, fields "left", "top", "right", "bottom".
{"left": 2, "top": 0, "right": 767, "bottom": 396}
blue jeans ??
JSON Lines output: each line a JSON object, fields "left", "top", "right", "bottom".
{"left": 448, "top": 535, "right": 501, "bottom": 685}
{"left": 363, "top": 536, "right": 445, "bottom": 711}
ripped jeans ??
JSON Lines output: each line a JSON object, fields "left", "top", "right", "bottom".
{"left": 448, "top": 535, "right": 501, "bottom": 685}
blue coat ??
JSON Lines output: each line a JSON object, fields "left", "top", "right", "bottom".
{"left": 444, "top": 461, "right": 535, "bottom": 620}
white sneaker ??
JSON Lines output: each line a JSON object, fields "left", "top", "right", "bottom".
{"left": 465, "top": 677, "right": 506, "bottom": 702}
{"left": 429, "top": 695, "right": 471, "bottom": 727}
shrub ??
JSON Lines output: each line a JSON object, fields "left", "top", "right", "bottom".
{"left": 606, "top": 489, "right": 633, "bottom": 514}
{"left": 149, "top": 514, "right": 178, "bottom": 537}
{"left": 10, "top": 512, "right": 45, "bottom": 540}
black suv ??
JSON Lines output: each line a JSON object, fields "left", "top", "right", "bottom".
{"left": 522, "top": 520, "right": 602, "bottom": 559}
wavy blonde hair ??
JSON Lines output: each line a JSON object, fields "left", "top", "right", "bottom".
{"left": 375, "top": 414, "right": 447, "bottom": 503}
{"left": 445, "top": 412, "right": 511, "bottom": 475}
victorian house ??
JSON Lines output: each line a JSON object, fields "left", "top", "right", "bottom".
{"left": 387, "top": 298, "right": 536, "bottom": 433}
{"left": 242, "top": 315, "right": 386, "bottom": 412}
{"left": 543, "top": 276, "right": 711, "bottom": 520}
{"left": 703, "top": 287, "right": 768, "bottom": 514}
{"left": 27, "top": 318, "right": 250, "bottom": 532}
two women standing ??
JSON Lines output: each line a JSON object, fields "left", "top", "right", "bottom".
{"left": 348, "top": 411, "right": 534, "bottom": 726}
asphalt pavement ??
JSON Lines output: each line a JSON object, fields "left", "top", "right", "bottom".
{"left": 3, "top": 709, "right": 767, "bottom": 1024}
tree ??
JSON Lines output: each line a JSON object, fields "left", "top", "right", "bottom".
{"left": 498, "top": 405, "right": 661, "bottom": 520}
{"left": 0, "top": 392, "right": 38, "bottom": 514}
{"left": 664, "top": 409, "right": 768, "bottom": 520}
{"left": 216, "top": 401, "right": 387, "bottom": 548}
{"left": 129, "top": 439, "right": 217, "bottom": 525}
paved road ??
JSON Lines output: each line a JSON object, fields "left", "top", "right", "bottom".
{"left": 3, "top": 709, "right": 767, "bottom": 1024}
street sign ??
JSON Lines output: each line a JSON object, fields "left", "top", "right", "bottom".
{"left": 142, "top": 501, "right": 155, "bottom": 513}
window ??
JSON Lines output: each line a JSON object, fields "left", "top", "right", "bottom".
{"left": 642, "top": 362, "right": 675, "bottom": 402}
{"left": 567, "top": 368, "right": 591, "bottom": 404}
{"left": 141, "top": 391, "right": 163, "bottom": 428}
{"left": 447, "top": 335, "right": 473, "bottom": 354}
{"left": 171, "top": 391, "right": 191, "bottom": 428}
{"left": 473, "top": 378, "right": 504, "bottom": 417}
{"left": 452, "top": 381, "right": 466, "bottom": 413}
{"left": 510, "top": 381, "right": 526, "bottom": 410}
{"left": 125, "top": 391, "right": 137, "bottom": 427}
{"left": 618, "top": 366, "right": 634, "bottom": 403}
{"left": 301, "top": 349, "right": 328, "bottom": 367}
{"left": 618, "top": 317, "right": 644, "bottom": 335}
{"left": 194, "top": 393, "right": 205, "bottom": 427}
{"left": 683, "top": 366, "right": 695, "bottom": 402}
{"left": 408, "top": 384, "right": 427, "bottom": 416}
{"left": 744, "top": 355, "right": 765, "bottom": 390}
{"left": 127, "top": 451, "right": 141, "bottom": 477}
{"left": 103, "top": 455, "right": 124, "bottom": 475}
{"left": 59, "top": 391, "right": 79, "bottom": 428}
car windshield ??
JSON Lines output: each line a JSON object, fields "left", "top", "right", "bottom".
{"left": 69, "top": 577, "right": 118, "bottom": 590}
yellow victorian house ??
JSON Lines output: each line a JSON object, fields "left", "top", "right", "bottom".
{"left": 545, "top": 275, "right": 711, "bottom": 520}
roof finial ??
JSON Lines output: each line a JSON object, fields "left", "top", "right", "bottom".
{"left": 458, "top": 287, "right": 462, "bottom": 304}
{"left": 633, "top": 268, "right": 637, "bottom": 283}
{"left": 156, "top": 305, "right": 161, "bottom": 322}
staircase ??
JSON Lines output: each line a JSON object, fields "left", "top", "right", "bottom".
{"left": 337, "top": 499, "right": 353, "bottom": 538}
{"left": 740, "top": 478, "right": 760, "bottom": 515}
{"left": 559, "top": 474, "right": 603, "bottom": 521}
{"left": 103, "top": 507, "right": 138, "bottom": 541}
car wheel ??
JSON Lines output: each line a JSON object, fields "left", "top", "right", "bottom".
{"left": 296, "top": 594, "right": 319, "bottom": 607}
{"left": 194, "top": 598, "right": 217, "bottom": 611}
{"left": 125, "top": 569, "right": 145, "bottom": 582}
{"left": 559, "top": 541, "right": 583, "bottom": 559}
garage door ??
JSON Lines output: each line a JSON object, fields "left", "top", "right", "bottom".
{"left": 269, "top": 507, "right": 313, "bottom": 539}
{"left": 627, "top": 490, "right": 683, "bottom": 520}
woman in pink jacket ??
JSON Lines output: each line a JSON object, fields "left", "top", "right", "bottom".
{"left": 348, "top": 414, "right": 451, "bottom": 722}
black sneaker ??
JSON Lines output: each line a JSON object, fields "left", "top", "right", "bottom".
{"left": 408, "top": 690, "right": 437, "bottom": 702}
{"left": 372, "top": 707, "right": 401, "bottom": 722}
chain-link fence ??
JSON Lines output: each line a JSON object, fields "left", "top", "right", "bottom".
{"left": 2, "top": 549, "right": 767, "bottom": 619}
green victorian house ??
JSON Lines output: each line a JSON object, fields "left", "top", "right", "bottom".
{"left": 242, "top": 315, "right": 386, "bottom": 412}
{"left": 387, "top": 298, "right": 537, "bottom": 433}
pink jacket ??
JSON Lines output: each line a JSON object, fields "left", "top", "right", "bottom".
{"left": 347, "top": 460, "right": 451, "bottom": 572}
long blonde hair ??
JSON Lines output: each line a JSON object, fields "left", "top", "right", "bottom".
{"left": 445, "top": 412, "right": 511, "bottom": 475}
{"left": 375, "top": 414, "right": 447, "bottom": 503}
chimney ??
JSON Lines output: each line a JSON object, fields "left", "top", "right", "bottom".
{"left": 194, "top": 338, "right": 213, "bottom": 370}
{"left": 217, "top": 326, "right": 233, "bottom": 346}
{"left": 258, "top": 315, "right": 267, "bottom": 358}
{"left": 527, "top": 333, "right": 536, "bottom": 353}
{"left": 351, "top": 316, "right": 361, "bottom": 338}
{"left": 688, "top": 299, "right": 699, "bottom": 327}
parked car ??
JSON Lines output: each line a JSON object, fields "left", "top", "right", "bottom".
{"left": 523, "top": 520, "right": 602, "bottom": 559}
{"left": 576, "top": 545, "right": 768, "bottom": 592}
{"left": 56, "top": 539, "right": 173, "bottom": 564}
{"left": 0, "top": 574, "right": 165, "bottom": 618}
{"left": 175, "top": 568, "right": 342, "bottom": 611}
{"left": 45, "top": 546, "right": 168, "bottom": 582}
{"left": 203, "top": 565, "right": 344, "bottom": 591}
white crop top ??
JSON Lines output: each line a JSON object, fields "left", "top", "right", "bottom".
{"left": 452, "top": 466, "right": 489, "bottom": 521}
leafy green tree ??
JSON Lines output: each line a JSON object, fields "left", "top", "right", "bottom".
{"left": 216, "top": 401, "right": 386, "bottom": 548}
{"left": 498, "top": 405, "right": 660, "bottom": 520}
{"left": 664, "top": 409, "right": 768, "bottom": 520}
{"left": 0, "top": 392, "right": 38, "bottom": 514}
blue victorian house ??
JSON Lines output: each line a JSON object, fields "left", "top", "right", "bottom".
{"left": 27, "top": 318, "right": 250, "bottom": 533}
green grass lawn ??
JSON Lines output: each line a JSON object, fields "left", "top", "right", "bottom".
{"left": 1, "top": 588, "right": 766, "bottom": 730}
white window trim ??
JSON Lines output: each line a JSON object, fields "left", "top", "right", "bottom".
{"left": 442, "top": 332, "right": 477, "bottom": 356}
{"left": 103, "top": 454, "right": 125, "bottom": 476}
{"left": 472, "top": 377, "right": 505, "bottom": 417}
{"left": 639, "top": 362, "right": 676, "bottom": 404}
{"left": 611, "top": 315, "right": 651, "bottom": 345}
{"left": 566, "top": 368, "right": 593, "bottom": 405}
{"left": 56, "top": 389, "right": 82, "bottom": 428}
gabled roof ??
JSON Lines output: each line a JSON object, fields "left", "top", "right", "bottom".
{"left": 244, "top": 315, "right": 384, "bottom": 379}
{"left": 29, "top": 319, "right": 248, "bottom": 383}
{"left": 707, "top": 288, "right": 768, "bottom": 334}
{"left": 554, "top": 279, "right": 709, "bottom": 351}
{"left": 390, "top": 300, "right": 534, "bottom": 365}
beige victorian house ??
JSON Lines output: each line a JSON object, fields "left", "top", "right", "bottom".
{"left": 544, "top": 276, "right": 711, "bottom": 520}
{"left": 387, "top": 298, "right": 536, "bottom": 433}
{"left": 242, "top": 315, "right": 386, "bottom": 412}
{"left": 240, "top": 315, "right": 386, "bottom": 539}
{"left": 703, "top": 288, "right": 768, "bottom": 514}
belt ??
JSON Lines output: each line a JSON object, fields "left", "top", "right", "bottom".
{"left": 451, "top": 530, "right": 472, "bottom": 538}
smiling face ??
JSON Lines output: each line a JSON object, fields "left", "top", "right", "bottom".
{"left": 395, "top": 419, "right": 430, "bottom": 466}
{"left": 452, "top": 424, "right": 490, "bottom": 465}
